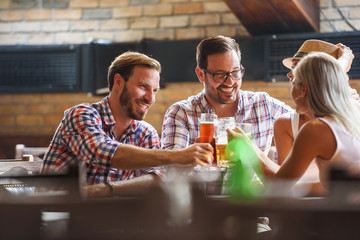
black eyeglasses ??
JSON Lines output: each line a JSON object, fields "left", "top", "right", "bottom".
{"left": 202, "top": 65, "right": 245, "bottom": 83}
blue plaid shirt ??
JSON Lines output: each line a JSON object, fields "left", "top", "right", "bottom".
{"left": 161, "top": 90, "right": 293, "bottom": 152}
{"left": 41, "top": 96, "right": 163, "bottom": 184}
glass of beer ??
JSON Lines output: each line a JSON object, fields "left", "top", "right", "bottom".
{"left": 216, "top": 117, "right": 235, "bottom": 168}
{"left": 200, "top": 113, "right": 217, "bottom": 166}
{"left": 238, "top": 123, "right": 253, "bottom": 137}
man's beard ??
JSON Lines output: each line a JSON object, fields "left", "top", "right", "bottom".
{"left": 119, "top": 84, "right": 148, "bottom": 120}
{"left": 204, "top": 77, "right": 239, "bottom": 104}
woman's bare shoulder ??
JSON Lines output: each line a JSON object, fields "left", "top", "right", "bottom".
{"left": 274, "top": 113, "right": 292, "bottom": 129}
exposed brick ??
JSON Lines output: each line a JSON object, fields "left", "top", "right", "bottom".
{"left": 115, "top": 30, "right": 143, "bottom": 42}
{"left": 260, "top": 86, "right": 290, "bottom": 99}
{"left": 333, "top": 20, "right": 354, "bottom": 31}
{"left": 71, "top": 93, "right": 102, "bottom": 103}
{"left": 350, "top": 19, "right": 360, "bottom": 29}
{"left": 54, "top": 9, "right": 82, "bottom": 20}
{"left": 13, "top": 21, "right": 41, "bottom": 32}
{"left": 86, "top": 31, "right": 114, "bottom": 41}
{"left": 191, "top": 14, "right": 220, "bottom": 26}
{"left": 100, "top": 0, "right": 128, "bottom": 7}
{"left": 131, "top": 17, "right": 158, "bottom": 29}
{"left": 145, "top": 29, "right": 174, "bottom": 40}
{"left": 0, "top": 127, "right": 23, "bottom": 136}
{"left": 44, "top": 114, "right": 63, "bottom": 125}
{"left": 55, "top": 103, "right": 77, "bottom": 113}
{"left": 161, "top": 0, "right": 189, "bottom": 2}
{"left": 42, "top": 21, "right": 69, "bottom": 32}
{"left": 175, "top": 27, "right": 205, "bottom": 40}
{"left": 27, "top": 33, "right": 54, "bottom": 44}
{"left": 143, "top": 112, "right": 163, "bottom": 124}
{"left": 320, "top": 0, "right": 331, "bottom": 8}
{"left": 160, "top": 16, "right": 188, "bottom": 28}
{"left": 15, "top": 94, "right": 43, "bottom": 103}
{"left": 43, "top": 0, "right": 69, "bottom": 9}
{"left": 320, "top": 21, "right": 335, "bottom": 32}
{"left": 148, "top": 101, "right": 170, "bottom": 112}
{"left": 10, "top": 0, "right": 38, "bottom": 9}
{"left": 161, "top": 88, "right": 193, "bottom": 101}
{"left": 26, "top": 126, "right": 56, "bottom": 135}
{"left": 206, "top": 26, "right": 236, "bottom": 37}
{"left": 27, "top": 103, "right": 56, "bottom": 114}
{"left": 144, "top": 4, "right": 172, "bottom": 16}
{"left": 235, "top": 25, "right": 250, "bottom": 37}
{"left": 43, "top": 93, "right": 75, "bottom": 103}
{"left": 72, "top": 20, "right": 99, "bottom": 31}
{"left": 0, "top": 0, "right": 10, "bottom": 9}
{"left": 0, "top": 116, "right": 15, "bottom": 126}
{"left": 349, "top": 7, "right": 360, "bottom": 19}
{"left": 173, "top": 3, "right": 203, "bottom": 15}
{"left": 0, "top": 94, "right": 15, "bottom": 103}
{"left": 83, "top": 8, "right": 111, "bottom": 20}
{"left": 25, "top": 9, "right": 52, "bottom": 20}
{"left": 131, "top": 0, "right": 158, "bottom": 5}
{"left": 336, "top": 0, "right": 360, "bottom": 6}
{"left": 56, "top": 32, "right": 84, "bottom": 43}
{"left": 70, "top": 0, "right": 98, "bottom": 8}
{"left": 101, "top": 19, "right": 128, "bottom": 30}
{"left": 321, "top": 7, "right": 343, "bottom": 20}
{"left": 0, "top": 10, "right": 23, "bottom": 21}
{"left": 16, "top": 115, "right": 44, "bottom": 126}
{"left": 113, "top": 6, "right": 142, "bottom": 18}
{"left": 222, "top": 13, "right": 240, "bottom": 24}
{"left": 0, "top": 34, "right": 25, "bottom": 44}
{"left": 150, "top": 123, "right": 162, "bottom": 135}
{"left": 0, "top": 23, "right": 11, "bottom": 32}
{"left": 204, "top": 1, "right": 229, "bottom": 12}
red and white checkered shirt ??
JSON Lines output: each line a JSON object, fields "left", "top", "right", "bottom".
{"left": 161, "top": 90, "right": 293, "bottom": 152}
{"left": 41, "top": 97, "right": 163, "bottom": 184}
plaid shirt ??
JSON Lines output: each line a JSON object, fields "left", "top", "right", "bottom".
{"left": 41, "top": 96, "right": 163, "bottom": 184}
{"left": 161, "top": 90, "right": 293, "bottom": 152}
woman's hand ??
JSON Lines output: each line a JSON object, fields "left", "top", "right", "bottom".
{"left": 227, "top": 126, "right": 252, "bottom": 142}
{"left": 337, "top": 43, "right": 354, "bottom": 73}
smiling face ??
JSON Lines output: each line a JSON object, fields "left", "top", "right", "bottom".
{"left": 198, "top": 50, "right": 241, "bottom": 105}
{"left": 119, "top": 66, "right": 160, "bottom": 120}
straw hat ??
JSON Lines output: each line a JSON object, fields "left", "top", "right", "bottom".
{"left": 282, "top": 39, "right": 342, "bottom": 69}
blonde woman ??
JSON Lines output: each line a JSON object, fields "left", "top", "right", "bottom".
{"left": 275, "top": 40, "right": 357, "bottom": 167}
{"left": 228, "top": 52, "right": 360, "bottom": 195}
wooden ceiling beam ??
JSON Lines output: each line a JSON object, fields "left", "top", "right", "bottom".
{"left": 224, "top": 0, "right": 319, "bottom": 35}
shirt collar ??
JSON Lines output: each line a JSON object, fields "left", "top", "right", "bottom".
{"left": 100, "top": 96, "right": 140, "bottom": 135}
{"left": 199, "top": 90, "right": 216, "bottom": 114}
{"left": 99, "top": 96, "right": 116, "bottom": 126}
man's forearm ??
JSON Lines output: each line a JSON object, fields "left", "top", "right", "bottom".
{"left": 111, "top": 144, "right": 173, "bottom": 169}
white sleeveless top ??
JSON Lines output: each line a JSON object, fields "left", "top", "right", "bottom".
{"left": 291, "top": 112, "right": 319, "bottom": 182}
{"left": 290, "top": 112, "right": 300, "bottom": 138}
{"left": 316, "top": 117, "right": 360, "bottom": 188}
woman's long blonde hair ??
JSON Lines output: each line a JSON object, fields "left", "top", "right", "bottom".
{"left": 294, "top": 52, "right": 360, "bottom": 140}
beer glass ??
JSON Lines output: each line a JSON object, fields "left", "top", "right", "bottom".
{"left": 216, "top": 117, "right": 235, "bottom": 168}
{"left": 238, "top": 123, "right": 253, "bottom": 137}
{"left": 200, "top": 113, "right": 217, "bottom": 165}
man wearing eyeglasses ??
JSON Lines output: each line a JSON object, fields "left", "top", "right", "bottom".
{"left": 161, "top": 35, "right": 293, "bottom": 154}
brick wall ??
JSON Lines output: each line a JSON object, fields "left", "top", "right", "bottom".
{"left": 0, "top": 0, "right": 360, "bottom": 158}
{"left": 1, "top": 0, "right": 359, "bottom": 44}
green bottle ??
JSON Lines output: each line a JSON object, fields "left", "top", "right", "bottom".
{"left": 225, "top": 137, "right": 263, "bottom": 201}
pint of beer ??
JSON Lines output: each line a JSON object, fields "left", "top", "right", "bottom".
{"left": 200, "top": 113, "right": 217, "bottom": 165}
{"left": 216, "top": 117, "right": 235, "bottom": 168}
